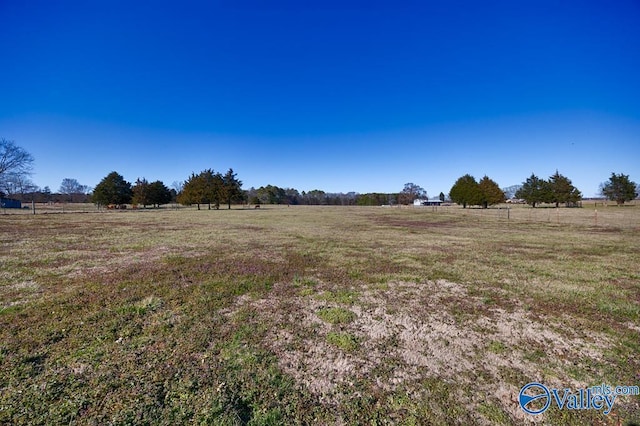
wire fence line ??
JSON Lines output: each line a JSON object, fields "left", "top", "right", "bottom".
{"left": 2, "top": 201, "right": 638, "bottom": 230}
{"left": 413, "top": 202, "right": 638, "bottom": 230}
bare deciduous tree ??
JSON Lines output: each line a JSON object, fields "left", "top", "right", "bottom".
{"left": 398, "top": 182, "right": 427, "bottom": 205}
{"left": 59, "top": 178, "right": 91, "bottom": 202}
{"left": 0, "top": 139, "right": 34, "bottom": 187}
{"left": 1, "top": 172, "right": 38, "bottom": 198}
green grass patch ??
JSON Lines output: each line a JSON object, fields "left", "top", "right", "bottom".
{"left": 523, "top": 348, "right": 547, "bottom": 362}
{"left": 292, "top": 275, "right": 318, "bottom": 287}
{"left": 326, "top": 332, "right": 359, "bottom": 352}
{"left": 487, "top": 340, "right": 508, "bottom": 354}
{"left": 477, "top": 402, "right": 511, "bottom": 424}
{"left": 316, "top": 307, "right": 356, "bottom": 324}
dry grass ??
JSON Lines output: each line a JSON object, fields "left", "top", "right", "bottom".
{"left": 1, "top": 204, "right": 639, "bottom": 424}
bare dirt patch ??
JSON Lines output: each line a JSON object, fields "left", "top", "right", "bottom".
{"left": 227, "top": 279, "right": 613, "bottom": 422}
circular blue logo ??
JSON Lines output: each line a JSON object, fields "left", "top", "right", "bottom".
{"left": 519, "top": 382, "right": 551, "bottom": 415}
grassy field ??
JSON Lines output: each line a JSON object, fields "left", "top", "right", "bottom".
{"left": 1, "top": 204, "right": 639, "bottom": 424}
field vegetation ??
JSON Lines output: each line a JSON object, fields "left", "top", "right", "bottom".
{"left": 1, "top": 203, "right": 639, "bottom": 424}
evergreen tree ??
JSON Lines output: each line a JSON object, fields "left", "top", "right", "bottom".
{"left": 148, "top": 180, "right": 172, "bottom": 207}
{"left": 92, "top": 172, "right": 132, "bottom": 206}
{"left": 449, "top": 174, "right": 481, "bottom": 208}
{"left": 132, "top": 178, "right": 152, "bottom": 207}
{"left": 178, "top": 170, "right": 223, "bottom": 210}
{"left": 547, "top": 171, "right": 582, "bottom": 207}
{"left": 178, "top": 172, "right": 201, "bottom": 209}
{"left": 478, "top": 176, "right": 505, "bottom": 208}
{"left": 515, "top": 174, "right": 548, "bottom": 208}
{"left": 221, "top": 168, "right": 243, "bottom": 209}
{"left": 600, "top": 173, "right": 638, "bottom": 205}
{"left": 204, "top": 170, "right": 224, "bottom": 209}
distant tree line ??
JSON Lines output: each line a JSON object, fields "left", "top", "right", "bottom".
{"left": 245, "top": 186, "right": 397, "bottom": 206}
{"left": 2, "top": 138, "right": 638, "bottom": 208}
{"left": 241, "top": 183, "right": 432, "bottom": 206}
{"left": 2, "top": 177, "right": 94, "bottom": 204}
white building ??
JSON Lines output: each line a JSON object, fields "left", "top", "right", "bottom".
{"left": 413, "top": 199, "right": 443, "bottom": 206}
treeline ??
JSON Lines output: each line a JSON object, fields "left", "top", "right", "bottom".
{"left": 245, "top": 186, "right": 398, "bottom": 206}
{"left": 245, "top": 182, "right": 432, "bottom": 206}
{"left": 5, "top": 139, "right": 638, "bottom": 209}
{"left": 89, "top": 169, "right": 403, "bottom": 207}
{"left": 91, "top": 173, "right": 176, "bottom": 208}
{"left": 522, "top": 171, "right": 638, "bottom": 206}
{"left": 3, "top": 189, "right": 92, "bottom": 204}
{"left": 2, "top": 177, "right": 93, "bottom": 204}
{"left": 514, "top": 172, "right": 582, "bottom": 208}
{"left": 3, "top": 132, "right": 635, "bottom": 209}
{"left": 511, "top": 171, "right": 637, "bottom": 207}
{"left": 448, "top": 171, "right": 638, "bottom": 208}
{"left": 448, "top": 171, "right": 583, "bottom": 208}
{"left": 176, "top": 169, "right": 242, "bottom": 210}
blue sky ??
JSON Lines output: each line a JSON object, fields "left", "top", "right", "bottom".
{"left": 1, "top": 1, "right": 638, "bottom": 197}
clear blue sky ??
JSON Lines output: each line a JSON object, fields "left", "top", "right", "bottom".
{"left": 1, "top": 0, "right": 638, "bottom": 197}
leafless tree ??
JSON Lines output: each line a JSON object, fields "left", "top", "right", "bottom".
{"left": 0, "top": 138, "right": 34, "bottom": 182}
{"left": 59, "top": 178, "right": 91, "bottom": 202}
{"left": 1, "top": 172, "right": 38, "bottom": 199}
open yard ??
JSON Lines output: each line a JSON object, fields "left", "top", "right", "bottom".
{"left": 1, "top": 204, "right": 639, "bottom": 424}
